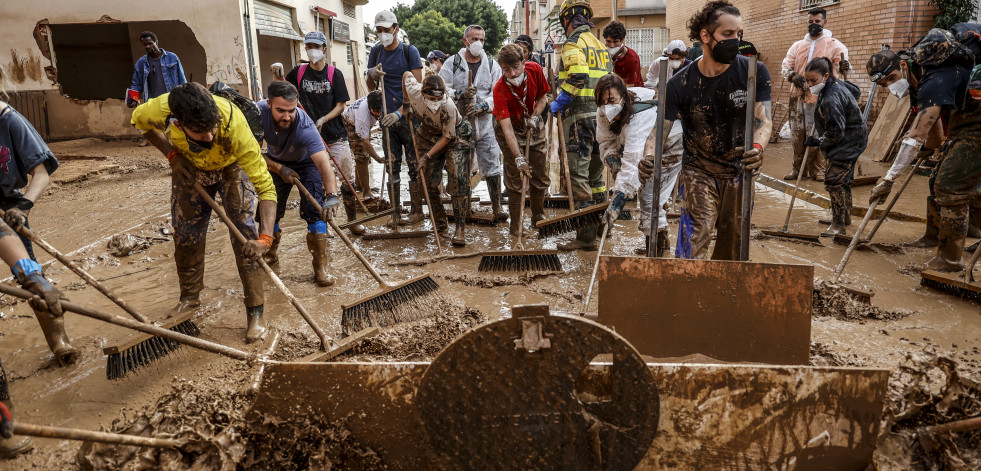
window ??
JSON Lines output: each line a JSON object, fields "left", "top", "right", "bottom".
{"left": 342, "top": 2, "right": 356, "bottom": 18}
{"left": 625, "top": 28, "right": 669, "bottom": 67}
{"left": 347, "top": 42, "right": 354, "bottom": 65}
{"left": 800, "top": 0, "right": 838, "bottom": 10}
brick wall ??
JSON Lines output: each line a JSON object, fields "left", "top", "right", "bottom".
{"left": 664, "top": 0, "right": 939, "bottom": 127}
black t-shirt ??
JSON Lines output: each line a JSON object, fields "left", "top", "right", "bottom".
{"left": 468, "top": 59, "right": 482, "bottom": 83}
{"left": 665, "top": 55, "right": 772, "bottom": 177}
{"left": 286, "top": 64, "right": 351, "bottom": 142}
{"left": 910, "top": 63, "right": 969, "bottom": 110}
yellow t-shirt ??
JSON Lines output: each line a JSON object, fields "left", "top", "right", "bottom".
{"left": 131, "top": 93, "right": 276, "bottom": 202}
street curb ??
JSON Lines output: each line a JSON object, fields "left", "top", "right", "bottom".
{"left": 757, "top": 173, "right": 926, "bottom": 223}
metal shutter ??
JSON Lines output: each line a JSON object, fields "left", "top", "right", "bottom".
{"left": 254, "top": 1, "right": 304, "bottom": 40}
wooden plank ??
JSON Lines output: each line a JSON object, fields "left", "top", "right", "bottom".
{"left": 859, "top": 93, "right": 910, "bottom": 162}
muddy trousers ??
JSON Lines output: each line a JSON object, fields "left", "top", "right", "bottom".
{"left": 172, "top": 165, "right": 264, "bottom": 308}
{"left": 417, "top": 123, "right": 472, "bottom": 229}
{"left": 498, "top": 125, "right": 550, "bottom": 230}
{"left": 676, "top": 167, "right": 753, "bottom": 260}
{"left": 381, "top": 115, "right": 420, "bottom": 186}
{"left": 344, "top": 121, "right": 374, "bottom": 197}
{"left": 265, "top": 160, "right": 326, "bottom": 229}
{"left": 638, "top": 153, "right": 683, "bottom": 234}
{"left": 930, "top": 135, "right": 981, "bottom": 268}
{"left": 789, "top": 94, "right": 826, "bottom": 178}
{"left": 824, "top": 159, "right": 856, "bottom": 228}
{"left": 564, "top": 114, "right": 606, "bottom": 243}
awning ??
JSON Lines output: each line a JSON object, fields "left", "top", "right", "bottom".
{"left": 312, "top": 6, "right": 337, "bottom": 17}
{"left": 254, "top": 0, "right": 304, "bottom": 40}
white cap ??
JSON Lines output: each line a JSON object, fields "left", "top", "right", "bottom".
{"left": 666, "top": 40, "right": 687, "bottom": 55}
{"left": 375, "top": 10, "right": 397, "bottom": 29}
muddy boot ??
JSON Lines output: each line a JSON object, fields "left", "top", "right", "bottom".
{"left": 432, "top": 191, "right": 449, "bottom": 234}
{"left": 507, "top": 190, "right": 523, "bottom": 236}
{"left": 0, "top": 400, "right": 34, "bottom": 459}
{"left": 306, "top": 232, "right": 337, "bottom": 286}
{"left": 486, "top": 176, "right": 508, "bottom": 222}
{"left": 401, "top": 182, "right": 426, "bottom": 225}
{"left": 783, "top": 170, "right": 800, "bottom": 181}
{"left": 263, "top": 230, "right": 282, "bottom": 265}
{"left": 245, "top": 304, "right": 266, "bottom": 343}
{"left": 174, "top": 244, "right": 205, "bottom": 311}
{"left": 386, "top": 183, "right": 405, "bottom": 228}
{"left": 924, "top": 206, "right": 968, "bottom": 272}
{"left": 822, "top": 188, "right": 848, "bottom": 236}
{"left": 904, "top": 196, "right": 941, "bottom": 248}
{"left": 451, "top": 197, "right": 467, "bottom": 246}
{"left": 32, "top": 307, "right": 79, "bottom": 366}
{"left": 967, "top": 208, "right": 981, "bottom": 253}
{"left": 656, "top": 228, "right": 670, "bottom": 257}
{"left": 558, "top": 201, "right": 598, "bottom": 251}
{"left": 355, "top": 160, "right": 372, "bottom": 199}
{"left": 529, "top": 188, "right": 546, "bottom": 226}
{"left": 342, "top": 190, "right": 365, "bottom": 236}
{"left": 969, "top": 208, "right": 981, "bottom": 238}
{"left": 633, "top": 236, "right": 651, "bottom": 255}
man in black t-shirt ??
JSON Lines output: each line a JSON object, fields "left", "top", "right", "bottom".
{"left": 286, "top": 31, "right": 364, "bottom": 234}
{"left": 639, "top": 1, "right": 772, "bottom": 260}
{"left": 867, "top": 45, "right": 981, "bottom": 272}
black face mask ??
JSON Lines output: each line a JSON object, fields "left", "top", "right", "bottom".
{"left": 186, "top": 135, "right": 214, "bottom": 152}
{"left": 710, "top": 38, "right": 740, "bottom": 64}
{"left": 808, "top": 23, "right": 823, "bottom": 37}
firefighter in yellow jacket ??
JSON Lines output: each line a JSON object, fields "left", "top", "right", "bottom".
{"left": 550, "top": 0, "right": 612, "bottom": 251}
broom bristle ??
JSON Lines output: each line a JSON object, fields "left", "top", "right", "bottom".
{"left": 341, "top": 276, "right": 441, "bottom": 336}
{"left": 105, "top": 319, "right": 200, "bottom": 380}
{"left": 536, "top": 210, "right": 603, "bottom": 238}
{"left": 617, "top": 209, "right": 633, "bottom": 220}
{"left": 920, "top": 276, "right": 981, "bottom": 302}
{"left": 544, "top": 199, "right": 571, "bottom": 209}
{"left": 477, "top": 253, "right": 562, "bottom": 272}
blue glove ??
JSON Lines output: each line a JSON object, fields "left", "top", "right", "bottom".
{"left": 550, "top": 91, "right": 574, "bottom": 115}
{"left": 602, "top": 191, "right": 628, "bottom": 227}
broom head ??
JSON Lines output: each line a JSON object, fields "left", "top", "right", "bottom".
{"left": 921, "top": 270, "right": 981, "bottom": 302}
{"left": 477, "top": 250, "right": 562, "bottom": 272}
{"left": 103, "top": 312, "right": 199, "bottom": 380}
{"left": 340, "top": 274, "right": 441, "bottom": 336}
{"left": 535, "top": 201, "right": 610, "bottom": 239}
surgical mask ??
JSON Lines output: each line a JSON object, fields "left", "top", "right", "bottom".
{"left": 607, "top": 46, "right": 622, "bottom": 57}
{"left": 429, "top": 62, "right": 438, "bottom": 71}
{"left": 379, "top": 32, "right": 395, "bottom": 47}
{"left": 185, "top": 135, "right": 213, "bottom": 152}
{"left": 467, "top": 40, "right": 483, "bottom": 56}
{"left": 808, "top": 24, "right": 823, "bottom": 37}
{"left": 425, "top": 98, "right": 443, "bottom": 112}
{"left": 809, "top": 82, "right": 825, "bottom": 95}
{"left": 306, "top": 48, "right": 324, "bottom": 63}
{"left": 603, "top": 100, "right": 623, "bottom": 119}
{"left": 507, "top": 72, "right": 526, "bottom": 86}
{"left": 710, "top": 38, "right": 740, "bottom": 64}
{"left": 669, "top": 59, "right": 682, "bottom": 70}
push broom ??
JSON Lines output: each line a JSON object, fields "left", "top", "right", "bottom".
{"left": 0, "top": 209, "right": 200, "bottom": 380}
{"left": 478, "top": 130, "right": 561, "bottom": 272}
{"left": 291, "top": 180, "right": 442, "bottom": 336}
{"left": 535, "top": 113, "right": 609, "bottom": 238}
{"left": 920, "top": 232, "right": 981, "bottom": 301}
{"left": 759, "top": 149, "right": 822, "bottom": 244}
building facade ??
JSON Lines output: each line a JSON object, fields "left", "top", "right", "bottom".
{"left": 0, "top": 0, "right": 367, "bottom": 140}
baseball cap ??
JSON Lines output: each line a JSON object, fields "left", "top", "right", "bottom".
{"left": 375, "top": 10, "right": 397, "bottom": 29}
{"left": 427, "top": 50, "right": 447, "bottom": 62}
{"left": 304, "top": 31, "right": 327, "bottom": 46}
{"left": 867, "top": 50, "right": 901, "bottom": 82}
{"left": 666, "top": 39, "right": 687, "bottom": 56}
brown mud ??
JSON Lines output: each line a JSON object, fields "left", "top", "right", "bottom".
{"left": 1, "top": 139, "right": 979, "bottom": 468}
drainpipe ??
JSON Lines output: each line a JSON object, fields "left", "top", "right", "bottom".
{"left": 525, "top": 0, "right": 530, "bottom": 36}
{"left": 242, "top": 0, "right": 259, "bottom": 99}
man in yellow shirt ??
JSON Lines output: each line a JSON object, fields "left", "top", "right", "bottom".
{"left": 551, "top": 0, "right": 611, "bottom": 251}
{"left": 131, "top": 82, "right": 277, "bottom": 343}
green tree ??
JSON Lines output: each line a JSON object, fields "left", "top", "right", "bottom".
{"left": 929, "top": 0, "right": 979, "bottom": 29}
{"left": 409, "top": 0, "right": 510, "bottom": 54}
{"left": 391, "top": 2, "right": 414, "bottom": 25}
{"left": 402, "top": 10, "right": 464, "bottom": 60}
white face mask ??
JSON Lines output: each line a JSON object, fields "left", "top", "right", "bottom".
{"left": 467, "top": 40, "right": 483, "bottom": 56}
{"left": 507, "top": 72, "right": 526, "bottom": 86}
{"left": 603, "top": 100, "right": 623, "bottom": 120}
{"left": 889, "top": 78, "right": 910, "bottom": 98}
{"left": 809, "top": 82, "right": 825, "bottom": 96}
{"left": 429, "top": 62, "right": 438, "bottom": 71}
{"left": 379, "top": 32, "right": 395, "bottom": 47}
{"left": 425, "top": 98, "right": 443, "bottom": 112}
{"left": 306, "top": 48, "right": 324, "bottom": 64}
{"left": 607, "top": 46, "right": 622, "bottom": 57}
{"left": 669, "top": 59, "right": 682, "bottom": 70}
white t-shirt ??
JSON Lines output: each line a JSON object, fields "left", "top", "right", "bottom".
{"left": 342, "top": 96, "right": 377, "bottom": 140}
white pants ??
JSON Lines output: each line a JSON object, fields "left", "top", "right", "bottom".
{"left": 328, "top": 140, "right": 354, "bottom": 182}
{"left": 638, "top": 155, "right": 683, "bottom": 232}
{"left": 472, "top": 116, "right": 502, "bottom": 178}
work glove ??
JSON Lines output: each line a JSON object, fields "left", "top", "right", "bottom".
{"left": 0, "top": 401, "right": 12, "bottom": 439}
{"left": 3, "top": 199, "right": 33, "bottom": 231}
{"left": 277, "top": 165, "right": 300, "bottom": 185}
{"left": 242, "top": 234, "right": 275, "bottom": 263}
{"left": 604, "top": 152, "right": 623, "bottom": 175}
{"left": 367, "top": 64, "right": 385, "bottom": 83}
{"left": 170, "top": 154, "right": 197, "bottom": 181}
{"left": 515, "top": 154, "right": 531, "bottom": 179}
{"left": 602, "top": 191, "right": 628, "bottom": 228}
{"left": 792, "top": 73, "right": 807, "bottom": 90}
{"left": 804, "top": 136, "right": 823, "bottom": 147}
{"left": 455, "top": 86, "right": 477, "bottom": 101}
{"left": 736, "top": 145, "right": 763, "bottom": 172}
{"left": 270, "top": 62, "right": 285, "bottom": 80}
{"left": 839, "top": 59, "right": 851, "bottom": 73}
{"left": 380, "top": 110, "right": 402, "bottom": 128}
{"left": 15, "top": 267, "right": 64, "bottom": 317}
{"left": 319, "top": 193, "right": 340, "bottom": 221}
{"left": 638, "top": 155, "right": 656, "bottom": 184}
{"left": 315, "top": 115, "right": 329, "bottom": 131}
{"left": 467, "top": 100, "right": 490, "bottom": 118}
{"left": 127, "top": 99, "right": 139, "bottom": 109}
{"left": 550, "top": 91, "right": 574, "bottom": 115}
{"left": 869, "top": 179, "right": 894, "bottom": 205}
{"left": 526, "top": 114, "right": 545, "bottom": 134}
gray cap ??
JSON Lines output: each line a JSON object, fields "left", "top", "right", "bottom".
{"left": 666, "top": 39, "right": 687, "bottom": 56}
{"left": 304, "top": 31, "right": 327, "bottom": 46}
{"left": 375, "top": 10, "right": 397, "bottom": 29}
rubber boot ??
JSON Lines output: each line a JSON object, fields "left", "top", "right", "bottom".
{"left": 558, "top": 200, "right": 598, "bottom": 252}
{"left": 924, "top": 205, "right": 968, "bottom": 272}
{"left": 432, "top": 187, "right": 449, "bottom": 234}
{"left": 174, "top": 244, "right": 204, "bottom": 311}
{"left": 306, "top": 232, "right": 337, "bottom": 286}
{"left": 486, "top": 176, "right": 508, "bottom": 222}
{"left": 507, "top": 189, "right": 523, "bottom": 237}
{"left": 263, "top": 230, "right": 282, "bottom": 265}
{"left": 822, "top": 187, "right": 848, "bottom": 236}
{"left": 904, "top": 196, "right": 940, "bottom": 248}
{"left": 401, "top": 181, "right": 425, "bottom": 225}
{"left": 0, "top": 400, "right": 34, "bottom": 459}
{"left": 387, "top": 182, "right": 405, "bottom": 228}
{"left": 355, "top": 160, "right": 372, "bottom": 199}
{"left": 656, "top": 228, "right": 670, "bottom": 257}
{"left": 245, "top": 304, "right": 266, "bottom": 343}
{"left": 451, "top": 197, "right": 467, "bottom": 246}
{"left": 342, "top": 190, "right": 365, "bottom": 236}
{"left": 529, "top": 188, "right": 546, "bottom": 226}
{"left": 32, "top": 307, "right": 79, "bottom": 366}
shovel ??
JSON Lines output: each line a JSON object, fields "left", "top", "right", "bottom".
{"left": 740, "top": 53, "right": 758, "bottom": 261}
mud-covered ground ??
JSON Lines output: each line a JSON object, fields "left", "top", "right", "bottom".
{"left": 1, "top": 138, "right": 979, "bottom": 468}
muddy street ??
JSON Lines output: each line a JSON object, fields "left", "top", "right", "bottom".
{"left": 1, "top": 138, "right": 979, "bottom": 468}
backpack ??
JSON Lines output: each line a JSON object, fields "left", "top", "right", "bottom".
{"left": 297, "top": 63, "right": 335, "bottom": 87}
{"left": 208, "top": 81, "right": 263, "bottom": 143}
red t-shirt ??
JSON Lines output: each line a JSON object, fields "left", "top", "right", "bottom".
{"left": 492, "top": 61, "right": 550, "bottom": 122}
{"left": 613, "top": 47, "right": 644, "bottom": 87}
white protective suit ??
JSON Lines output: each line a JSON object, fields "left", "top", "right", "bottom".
{"left": 439, "top": 48, "right": 503, "bottom": 178}
{"left": 597, "top": 87, "right": 683, "bottom": 232}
